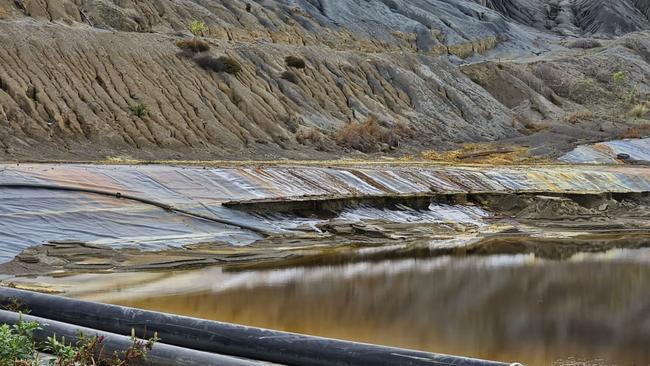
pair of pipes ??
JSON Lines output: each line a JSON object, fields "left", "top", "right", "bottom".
{"left": 0, "top": 287, "right": 519, "bottom": 366}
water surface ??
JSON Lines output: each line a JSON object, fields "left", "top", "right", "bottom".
{"left": 46, "top": 249, "right": 650, "bottom": 366}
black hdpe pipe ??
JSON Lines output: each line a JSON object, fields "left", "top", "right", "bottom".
{"left": 0, "top": 309, "right": 264, "bottom": 366}
{"left": 0, "top": 288, "right": 519, "bottom": 366}
{"left": 0, "top": 183, "right": 269, "bottom": 236}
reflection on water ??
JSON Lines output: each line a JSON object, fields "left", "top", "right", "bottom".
{"left": 54, "top": 250, "right": 650, "bottom": 366}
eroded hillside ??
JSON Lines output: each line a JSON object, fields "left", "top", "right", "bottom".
{"left": 0, "top": 0, "right": 648, "bottom": 160}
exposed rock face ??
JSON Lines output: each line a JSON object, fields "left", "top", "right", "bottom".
{"left": 0, "top": 0, "right": 648, "bottom": 160}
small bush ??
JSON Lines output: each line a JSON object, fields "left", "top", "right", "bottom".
{"left": 285, "top": 55, "right": 306, "bottom": 69}
{"left": 335, "top": 117, "right": 410, "bottom": 153}
{"left": 630, "top": 103, "right": 649, "bottom": 118}
{"left": 176, "top": 39, "right": 210, "bottom": 53}
{"left": 281, "top": 70, "right": 299, "bottom": 84}
{"left": 0, "top": 319, "right": 40, "bottom": 365}
{"left": 566, "top": 111, "right": 593, "bottom": 124}
{"left": 246, "top": 3, "right": 252, "bottom": 12}
{"left": 130, "top": 104, "right": 147, "bottom": 117}
{"left": 189, "top": 20, "right": 208, "bottom": 37}
{"left": 295, "top": 128, "right": 329, "bottom": 151}
{"left": 612, "top": 71, "right": 627, "bottom": 86}
{"left": 566, "top": 39, "right": 602, "bottom": 49}
{"left": 195, "top": 55, "right": 242, "bottom": 74}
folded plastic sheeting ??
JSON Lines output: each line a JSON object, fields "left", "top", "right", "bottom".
{"left": 560, "top": 138, "right": 650, "bottom": 164}
{"left": 1, "top": 163, "right": 650, "bottom": 263}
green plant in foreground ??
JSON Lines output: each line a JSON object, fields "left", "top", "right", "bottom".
{"left": 189, "top": 20, "right": 207, "bottom": 37}
{"left": 129, "top": 104, "right": 147, "bottom": 118}
{"left": 0, "top": 316, "right": 40, "bottom": 366}
{"left": 1, "top": 317, "right": 158, "bottom": 366}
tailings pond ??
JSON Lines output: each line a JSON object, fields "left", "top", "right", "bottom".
{"left": 2, "top": 159, "right": 650, "bottom": 365}
{"left": 17, "top": 249, "right": 650, "bottom": 366}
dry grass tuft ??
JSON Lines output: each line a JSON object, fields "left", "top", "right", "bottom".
{"left": 619, "top": 125, "right": 650, "bottom": 139}
{"left": 335, "top": 117, "right": 412, "bottom": 153}
{"left": 630, "top": 103, "right": 649, "bottom": 118}
{"left": 295, "top": 128, "right": 329, "bottom": 151}
{"left": 567, "top": 111, "right": 593, "bottom": 124}
{"left": 422, "top": 143, "right": 535, "bottom": 164}
{"left": 176, "top": 39, "right": 210, "bottom": 53}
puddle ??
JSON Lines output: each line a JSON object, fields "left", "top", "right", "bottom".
{"left": 12, "top": 248, "right": 650, "bottom": 366}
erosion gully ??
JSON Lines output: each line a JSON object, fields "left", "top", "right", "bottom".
{"left": 1, "top": 158, "right": 650, "bottom": 366}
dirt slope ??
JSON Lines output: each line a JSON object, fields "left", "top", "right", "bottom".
{"left": 0, "top": 0, "right": 648, "bottom": 160}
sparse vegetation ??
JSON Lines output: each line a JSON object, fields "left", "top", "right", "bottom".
{"left": 422, "top": 143, "right": 535, "bottom": 164}
{"left": 281, "top": 70, "right": 299, "bottom": 84}
{"left": 619, "top": 125, "right": 650, "bottom": 139}
{"left": 188, "top": 20, "right": 208, "bottom": 37}
{"left": 566, "top": 39, "right": 602, "bottom": 49}
{"left": 612, "top": 71, "right": 627, "bottom": 86}
{"left": 129, "top": 104, "right": 147, "bottom": 117}
{"left": 295, "top": 128, "right": 329, "bottom": 151}
{"left": 175, "top": 39, "right": 210, "bottom": 53}
{"left": 195, "top": 55, "right": 242, "bottom": 74}
{"left": 335, "top": 117, "right": 412, "bottom": 153}
{"left": 624, "top": 85, "right": 641, "bottom": 105}
{"left": 285, "top": 56, "right": 306, "bottom": 69}
{"left": 0, "top": 316, "right": 158, "bottom": 366}
{"left": 630, "top": 103, "right": 649, "bottom": 118}
{"left": 567, "top": 111, "right": 593, "bottom": 124}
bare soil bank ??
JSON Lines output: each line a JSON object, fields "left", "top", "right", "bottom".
{"left": 0, "top": 1, "right": 648, "bottom": 161}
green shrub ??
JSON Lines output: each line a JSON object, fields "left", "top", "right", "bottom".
{"left": 0, "top": 316, "right": 158, "bottom": 366}
{"left": 285, "top": 55, "right": 306, "bottom": 69}
{"left": 0, "top": 318, "right": 40, "bottom": 365}
{"left": 195, "top": 55, "right": 242, "bottom": 74}
{"left": 612, "top": 71, "right": 627, "bottom": 86}
{"left": 176, "top": 39, "right": 210, "bottom": 53}
{"left": 189, "top": 20, "right": 207, "bottom": 37}
{"left": 130, "top": 104, "right": 147, "bottom": 117}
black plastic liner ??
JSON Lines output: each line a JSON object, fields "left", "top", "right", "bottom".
{"left": 0, "top": 287, "right": 518, "bottom": 366}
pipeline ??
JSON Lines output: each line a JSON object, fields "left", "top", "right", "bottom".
{"left": 0, "top": 287, "right": 519, "bottom": 366}
{"left": 0, "top": 310, "right": 265, "bottom": 366}
{"left": 0, "top": 183, "right": 270, "bottom": 236}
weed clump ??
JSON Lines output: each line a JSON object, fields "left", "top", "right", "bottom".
{"left": 630, "top": 103, "right": 649, "bottom": 118}
{"left": 566, "top": 111, "right": 593, "bottom": 124}
{"left": 285, "top": 56, "right": 306, "bottom": 69}
{"left": 0, "top": 316, "right": 159, "bottom": 366}
{"left": 195, "top": 55, "right": 242, "bottom": 74}
{"left": 0, "top": 319, "right": 40, "bottom": 364}
{"left": 281, "top": 70, "right": 299, "bottom": 84}
{"left": 189, "top": 20, "right": 208, "bottom": 37}
{"left": 612, "top": 71, "right": 627, "bottom": 86}
{"left": 176, "top": 39, "right": 210, "bottom": 53}
{"left": 335, "top": 117, "right": 411, "bottom": 153}
{"left": 130, "top": 104, "right": 147, "bottom": 117}
{"left": 296, "top": 128, "right": 329, "bottom": 151}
